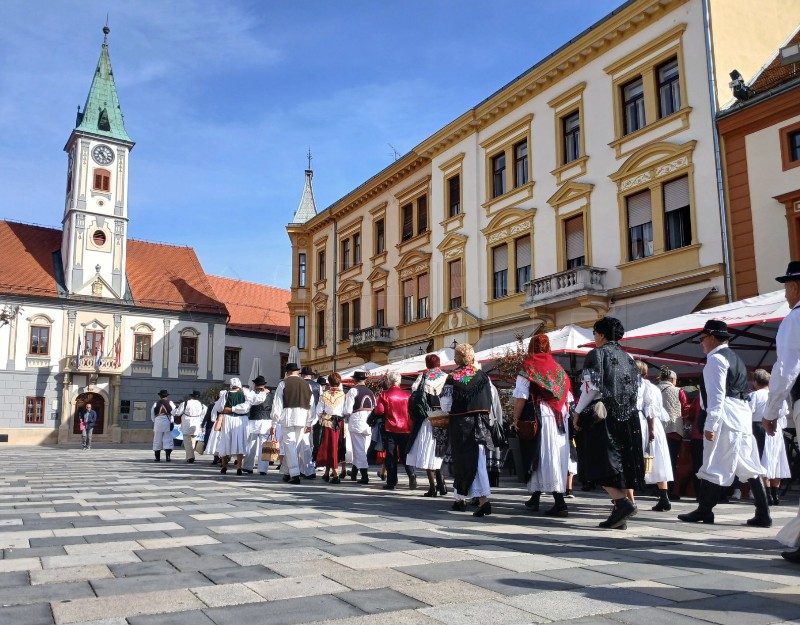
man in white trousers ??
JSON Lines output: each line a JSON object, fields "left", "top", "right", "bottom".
{"left": 765, "top": 262, "right": 800, "bottom": 563}
{"left": 678, "top": 319, "right": 770, "bottom": 527}
{"left": 243, "top": 375, "right": 272, "bottom": 475}
{"left": 343, "top": 371, "right": 375, "bottom": 484}
{"left": 271, "top": 363, "right": 315, "bottom": 484}
{"left": 177, "top": 390, "right": 205, "bottom": 463}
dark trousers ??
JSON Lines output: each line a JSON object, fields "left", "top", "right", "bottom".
{"left": 384, "top": 432, "right": 414, "bottom": 487}
{"left": 666, "top": 435, "right": 682, "bottom": 492}
{"left": 752, "top": 421, "right": 766, "bottom": 459}
{"left": 690, "top": 438, "right": 704, "bottom": 497}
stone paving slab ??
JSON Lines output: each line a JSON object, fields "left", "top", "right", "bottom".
{"left": 0, "top": 447, "right": 796, "bottom": 625}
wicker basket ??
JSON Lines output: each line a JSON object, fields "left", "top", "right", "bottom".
{"left": 643, "top": 454, "right": 654, "bottom": 474}
{"left": 428, "top": 412, "right": 450, "bottom": 429}
{"left": 261, "top": 439, "right": 280, "bottom": 462}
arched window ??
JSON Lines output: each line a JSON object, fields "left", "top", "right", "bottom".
{"left": 180, "top": 328, "right": 200, "bottom": 365}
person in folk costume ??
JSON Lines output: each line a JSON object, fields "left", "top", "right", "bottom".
{"left": 406, "top": 353, "right": 449, "bottom": 497}
{"left": 175, "top": 390, "right": 206, "bottom": 464}
{"left": 752, "top": 369, "right": 790, "bottom": 505}
{"left": 514, "top": 334, "right": 573, "bottom": 517}
{"left": 204, "top": 390, "right": 224, "bottom": 464}
{"left": 313, "top": 375, "right": 329, "bottom": 462}
{"left": 301, "top": 367, "right": 322, "bottom": 477}
{"left": 271, "top": 363, "right": 316, "bottom": 484}
{"left": 678, "top": 319, "right": 771, "bottom": 527}
{"left": 657, "top": 366, "right": 690, "bottom": 499}
{"left": 316, "top": 372, "right": 346, "bottom": 483}
{"left": 151, "top": 389, "right": 176, "bottom": 462}
{"left": 445, "top": 343, "right": 497, "bottom": 517}
{"left": 573, "top": 317, "right": 643, "bottom": 530}
{"left": 635, "top": 360, "right": 674, "bottom": 511}
{"left": 374, "top": 371, "right": 416, "bottom": 490}
{"left": 342, "top": 371, "right": 375, "bottom": 484}
{"left": 213, "top": 378, "right": 251, "bottom": 475}
{"left": 242, "top": 376, "right": 273, "bottom": 475}
{"left": 765, "top": 262, "right": 800, "bottom": 563}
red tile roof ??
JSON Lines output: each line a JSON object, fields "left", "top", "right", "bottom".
{"left": 0, "top": 220, "right": 227, "bottom": 316}
{"left": 750, "top": 28, "right": 800, "bottom": 94}
{"left": 206, "top": 275, "right": 290, "bottom": 336}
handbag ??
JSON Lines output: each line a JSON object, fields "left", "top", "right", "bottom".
{"left": 643, "top": 441, "right": 654, "bottom": 474}
{"left": 79, "top": 419, "right": 85, "bottom": 432}
{"left": 194, "top": 439, "right": 206, "bottom": 455}
{"left": 169, "top": 421, "right": 175, "bottom": 432}
{"left": 261, "top": 436, "right": 280, "bottom": 462}
{"left": 517, "top": 397, "right": 540, "bottom": 441}
{"left": 490, "top": 416, "right": 508, "bottom": 450}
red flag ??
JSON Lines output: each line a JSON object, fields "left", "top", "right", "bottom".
{"left": 114, "top": 336, "right": 121, "bottom": 368}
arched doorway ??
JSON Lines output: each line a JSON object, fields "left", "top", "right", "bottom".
{"left": 72, "top": 392, "right": 105, "bottom": 435}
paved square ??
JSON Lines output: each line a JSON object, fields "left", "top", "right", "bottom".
{"left": 0, "top": 446, "right": 798, "bottom": 625}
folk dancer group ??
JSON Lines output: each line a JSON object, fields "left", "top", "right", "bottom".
{"left": 149, "top": 261, "right": 800, "bottom": 561}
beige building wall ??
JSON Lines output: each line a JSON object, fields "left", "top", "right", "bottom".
{"left": 709, "top": 0, "right": 799, "bottom": 106}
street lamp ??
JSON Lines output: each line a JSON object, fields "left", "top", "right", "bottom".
{"left": 451, "top": 339, "right": 458, "bottom": 349}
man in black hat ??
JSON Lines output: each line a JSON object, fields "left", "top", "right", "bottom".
{"left": 765, "top": 262, "right": 800, "bottom": 562}
{"left": 151, "top": 390, "right": 176, "bottom": 462}
{"left": 301, "top": 366, "right": 322, "bottom": 476}
{"left": 271, "top": 363, "right": 315, "bottom": 484}
{"left": 241, "top": 376, "right": 273, "bottom": 474}
{"left": 678, "top": 319, "right": 770, "bottom": 527}
{"left": 342, "top": 371, "right": 375, "bottom": 484}
{"left": 177, "top": 390, "right": 206, "bottom": 463}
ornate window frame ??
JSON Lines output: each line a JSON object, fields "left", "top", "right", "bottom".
{"left": 338, "top": 217, "right": 363, "bottom": 278}
{"left": 548, "top": 82, "right": 588, "bottom": 184}
{"left": 547, "top": 182, "right": 594, "bottom": 272}
{"left": 395, "top": 176, "right": 431, "bottom": 253}
{"left": 132, "top": 322, "right": 155, "bottom": 363}
{"left": 369, "top": 202, "right": 388, "bottom": 266}
{"left": 481, "top": 208, "right": 535, "bottom": 302}
{"left": 395, "top": 250, "right": 431, "bottom": 327}
{"left": 437, "top": 233, "right": 468, "bottom": 311}
{"left": 27, "top": 313, "right": 54, "bottom": 356}
{"left": 179, "top": 326, "right": 200, "bottom": 366}
{"left": 336, "top": 279, "right": 363, "bottom": 344}
{"left": 438, "top": 152, "right": 465, "bottom": 233}
{"left": 480, "top": 114, "right": 534, "bottom": 215}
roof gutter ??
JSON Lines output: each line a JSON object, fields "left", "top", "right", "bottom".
{"left": 702, "top": 0, "right": 734, "bottom": 303}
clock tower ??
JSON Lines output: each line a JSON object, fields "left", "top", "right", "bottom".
{"left": 62, "top": 25, "right": 134, "bottom": 299}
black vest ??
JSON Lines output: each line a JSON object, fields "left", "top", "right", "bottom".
{"left": 351, "top": 385, "right": 375, "bottom": 412}
{"left": 249, "top": 392, "right": 273, "bottom": 420}
{"left": 698, "top": 345, "right": 749, "bottom": 430}
{"left": 306, "top": 379, "right": 321, "bottom": 405}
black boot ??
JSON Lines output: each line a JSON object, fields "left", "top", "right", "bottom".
{"left": 350, "top": 466, "right": 358, "bottom": 481}
{"left": 153, "top": 450, "right": 161, "bottom": 462}
{"left": 678, "top": 480, "right": 718, "bottom": 524}
{"left": 746, "top": 478, "right": 772, "bottom": 527}
{"left": 599, "top": 497, "right": 637, "bottom": 529}
{"left": 435, "top": 470, "right": 447, "bottom": 496}
{"left": 545, "top": 492, "right": 568, "bottom": 517}
{"left": 358, "top": 468, "right": 369, "bottom": 484}
{"left": 781, "top": 546, "right": 800, "bottom": 564}
{"left": 165, "top": 450, "right": 172, "bottom": 462}
{"left": 525, "top": 491, "right": 541, "bottom": 511}
{"left": 652, "top": 488, "right": 671, "bottom": 512}
{"left": 770, "top": 486, "right": 780, "bottom": 506}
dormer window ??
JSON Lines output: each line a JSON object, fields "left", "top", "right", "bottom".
{"left": 93, "top": 169, "right": 111, "bottom": 192}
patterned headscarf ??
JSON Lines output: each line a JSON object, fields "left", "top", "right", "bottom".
{"left": 520, "top": 334, "right": 570, "bottom": 413}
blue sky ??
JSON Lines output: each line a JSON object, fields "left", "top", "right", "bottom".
{"left": 0, "top": 1, "right": 622, "bottom": 289}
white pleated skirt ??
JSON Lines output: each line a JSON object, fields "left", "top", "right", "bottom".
{"left": 406, "top": 420, "right": 442, "bottom": 470}
{"left": 527, "top": 405, "right": 569, "bottom": 494}
{"left": 214, "top": 414, "right": 248, "bottom": 456}
{"left": 645, "top": 418, "right": 674, "bottom": 484}
{"left": 761, "top": 425, "right": 791, "bottom": 480}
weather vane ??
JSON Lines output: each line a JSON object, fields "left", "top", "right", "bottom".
{"left": 307, "top": 148, "right": 313, "bottom": 170}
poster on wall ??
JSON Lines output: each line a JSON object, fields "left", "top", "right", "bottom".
{"left": 132, "top": 401, "right": 147, "bottom": 422}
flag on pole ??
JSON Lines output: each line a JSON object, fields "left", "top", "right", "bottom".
{"left": 114, "top": 336, "right": 121, "bottom": 368}
{"left": 76, "top": 335, "right": 82, "bottom": 366}
{"left": 95, "top": 335, "right": 103, "bottom": 367}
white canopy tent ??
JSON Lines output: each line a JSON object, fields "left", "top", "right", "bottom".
{"left": 355, "top": 348, "right": 456, "bottom": 380}
{"left": 338, "top": 361, "right": 381, "bottom": 382}
{"left": 610, "top": 290, "right": 789, "bottom": 370}
{"left": 474, "top": 324, "right": 593, "bottom": 364}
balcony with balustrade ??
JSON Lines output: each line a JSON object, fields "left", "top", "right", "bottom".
{"left": 63, "top": 354, "right": 122, "bottom": 375}
{"left": 523, "top": 266, "right": 608, "bottom": 310}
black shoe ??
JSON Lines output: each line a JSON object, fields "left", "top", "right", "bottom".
{"left": 408, "top": 475, "right": 417, "bottom": 490}
{"left": 165, "top": 456, "right": 171, "bottom": 462}
{"left": 437, "top": 483, "right": 448, "bottom": 496}
{"left": 451, "top": 500, "right": 466, "bottom": 512}
{"left": 323, "top": 474, "right": 330, "bottom": 482}
{"left": 290, "top": 476, "right": 301, "bottom": 485}
{"left": 524, "top": 493, "right": 541, "bottom": 511}
{"left": 652, "top": 490, "right": 672, "bottom": 512}
{"left": 350, "top": 466, "right": 358, "bottom": 481}
{"left": 220, "top": 467, "right": 227, "bottom": 474}
{"left": 212, "top": 457, "right": 221, "bottom": 465}
{"left": 237, "top": 468, "right": 243, "bottom": 476}
{"left": 187, "top": 458, "right": 195, "bottom": 464}
{"left": 382, "top": 484, "right": 395, "bottom": 490}
{"left": 545, "top": 502, "right": 568, "bottom": 517}
{"left": 259, "top": 472, "right": 267, "bottom": 476}
{"left": 677, "top": 507, "right": 714, "bottom": 523}
{"left": 599, "top": 498, "right": 637, "bottom": 529}
{"left": 303, "top": 473, "right": 317, "bottom": 479}
{"left": 473, "top": 501, "right": 492, "bottom": 517}
{"left": 330, "top": 476, "right": 341, "bottom": 484}
{"left": 282, "top": 475, "right": 291, "bottom": 482}
{"left": 423, "top": 488, "right": 437, "bottom": 497}
{"left": 747, "top": 478, "right": 772, "bottom": 528}
{"left": 781, "top": 547, "right": 800, "bottom": 564}
{"left": 242, "top": 469, "right": 254, "bottom": 474}
{"left": 470, "top": 497, "right": 480, "bottom": 507}
{"left": 358, "top": 476, "right": 370, "bottom": 484}
{"left": 377, "top": 470, "right": 387, "bottom": 481}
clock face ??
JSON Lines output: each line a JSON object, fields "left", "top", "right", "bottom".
{"left": 92, "top": 144, "right": 114, "bottom": 165}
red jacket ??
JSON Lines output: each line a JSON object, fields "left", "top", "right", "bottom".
{"left": 374, "top": 386, "right": 411, "bottom": 433}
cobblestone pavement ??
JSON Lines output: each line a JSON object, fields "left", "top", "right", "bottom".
{"left": 1, "top": 446, "right": 799, "bottom": 625}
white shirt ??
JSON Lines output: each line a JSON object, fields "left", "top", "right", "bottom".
{"left": 749, "top": 388, "right": 769, "bottom": 422}
{"left": 151, "top": 400, "right": 176, "bottom": 421}
{"left": 270, "top": 378, "right": 315, "bottom": 427}
{"left": 765, "top": 302, "right": 800, "bottom": 421}
{"left": 703, "top": 344, "right": 753, "bottom": 433}
{"left": 343, "top": 385, "right": 373, "bottom": 416}
{"left": 180, "top": 398, "right": 206, "bottom": 418}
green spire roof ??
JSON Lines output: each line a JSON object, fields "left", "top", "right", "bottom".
{"left": 75, "top": 27, "right": 132, "bottom": 144}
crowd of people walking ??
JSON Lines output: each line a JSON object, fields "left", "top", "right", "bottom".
{"left": 150, "top": 261, "right": 800, "bottom": 564}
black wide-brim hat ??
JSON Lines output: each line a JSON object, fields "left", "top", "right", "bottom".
{"left": 300, "top": 366, "right": 315, "bottom": 377}
{"left": 352, "top": 371, "right": 368, "bottom": 381}
{"left": 190, "top": 390, "right": 201, "bottom": 398}
{"left": 158, "top": 389, "right": 170, "bottom": 397}
{"left": 698, "top": 319, "right": 733, "bottom": 340}
{"left": 252, "top": 375, "right": 267, "bottom": 386}
{"left": 776, "top": 261, "right": 800, "bottom": 283}
{"left": 286, "top": 362, "right": 300, "bottom": 372}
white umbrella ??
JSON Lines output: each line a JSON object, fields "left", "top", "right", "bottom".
{"left": 288, "top": 346, "right": 300, "bottom": 368}
{"left": 248, "top": 357, "right": 263, "bottom": 385}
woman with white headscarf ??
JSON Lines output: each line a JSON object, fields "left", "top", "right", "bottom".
{"left": 213, "top": 378, "right": 251, "bottom": 475}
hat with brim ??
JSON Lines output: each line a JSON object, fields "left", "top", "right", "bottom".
{"left": 286, "top": 362, "right": 300, "bottom": 372}
{"left": 190, "top": 390, "right": 201, "bottom": 398}
{"left": 252, "top": 375, "right": 267, "bottom": 386}
{"left": 300, "top": 366, "right": 315, "bottom": 377}
{"left": 698, "top": 319, "right": 733, "bottom": 341}
{"left": 158, "top": 389, "right": 170, "bottom": 397}
{"left": 352, "top": 371, "right": 368, "bottom": 381}
{"left": 776, "top": 261, "right": 800, "bottom": 283}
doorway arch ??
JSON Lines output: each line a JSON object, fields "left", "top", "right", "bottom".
{"left": 72, "top": 392, "right": 106, "bottom": 435}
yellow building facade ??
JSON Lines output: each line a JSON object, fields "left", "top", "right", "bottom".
{"left": 286, "top": 0, "right": 799, "bottom": 373}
